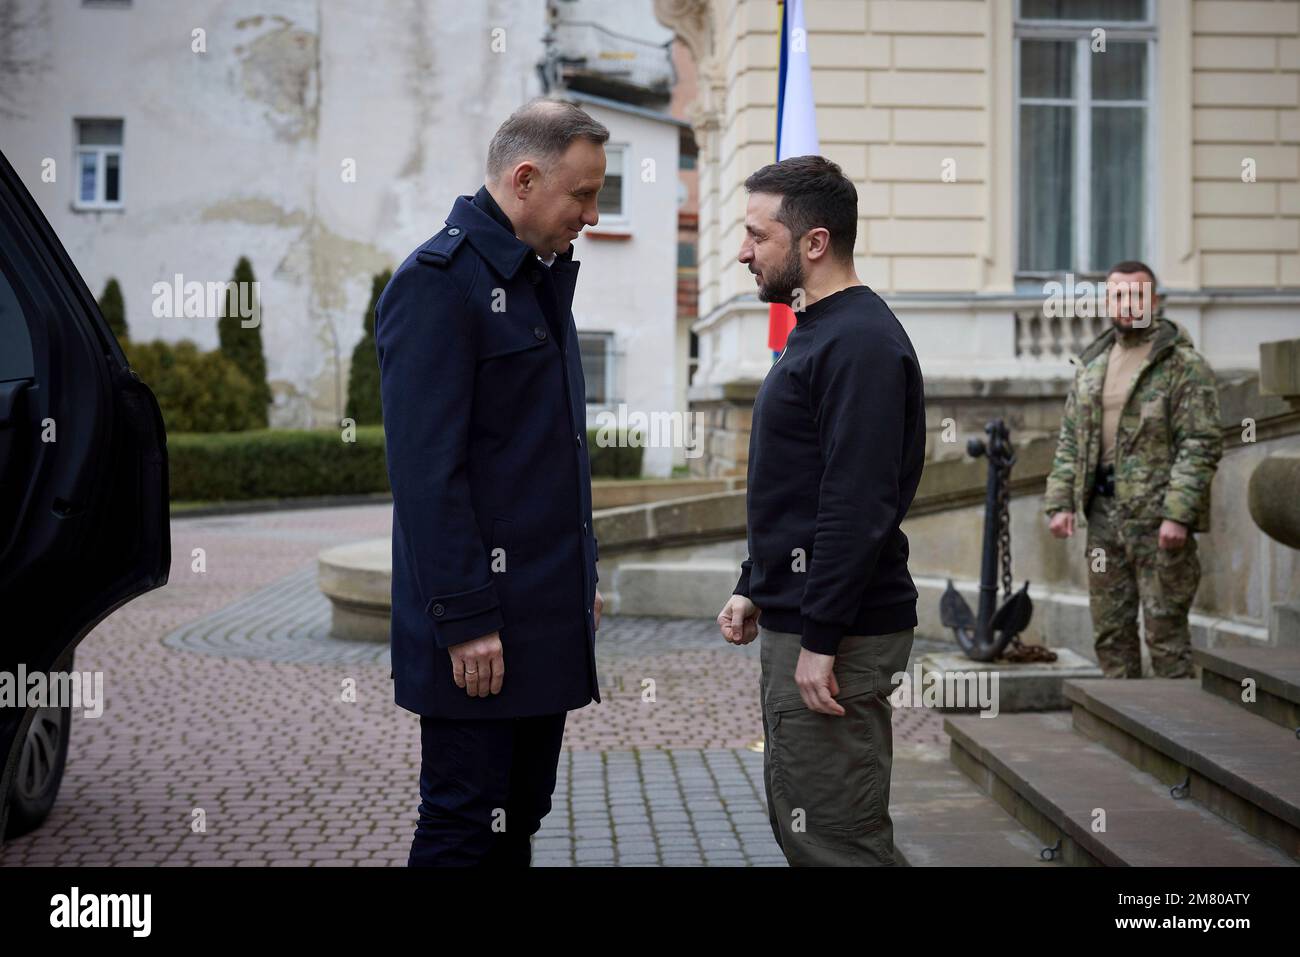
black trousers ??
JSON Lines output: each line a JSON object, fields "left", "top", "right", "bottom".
{"left": 408, "top": 711, "right": 567, "bottom": 866}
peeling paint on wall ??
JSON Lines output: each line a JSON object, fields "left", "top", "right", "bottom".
{"left": 2, "top": 1, "right": 581, "bottom": 439}
{"left": 200, "top": 197, "right": 309, "bottom": 228}
{"left": 398, "top": 0, "right": 434, "bottom": 179}
{"left": 0, "top": 0, "right": 52, "bottom": 119}
{"left": 269, "top": 218, "right": 390, "bottom": 427}
{"left": 236, "top": 16, "right": 319, "bottom": 142}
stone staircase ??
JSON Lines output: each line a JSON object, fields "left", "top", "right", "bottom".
{"left": 941, "top": 646, "right": 1300, "bottom": 866}
{"left": 612, "top": 559, "right": 740, "bottom": 617}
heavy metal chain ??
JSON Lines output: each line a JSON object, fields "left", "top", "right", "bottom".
{"left": 995, "top": 444, "right": 1058, "bottom": 664}
{"left": 997, "top": 454, "right": 1013, "bottom": 603}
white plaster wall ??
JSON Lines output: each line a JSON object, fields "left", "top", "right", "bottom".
{"left": 571, "top": 102, "right": 682, "bottom": 477}
{"left": 0, "top": 0, "right": 566, "bottom": 429}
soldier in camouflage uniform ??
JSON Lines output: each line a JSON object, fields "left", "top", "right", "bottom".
{"left": 1044, "top": 261, "right": 1222, "bottom": 679}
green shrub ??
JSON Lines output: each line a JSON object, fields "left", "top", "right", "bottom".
{"left": 345, "top": 269, "right": 390, "bottom": 426}
{"left": 125, "top": 339, "right": 262, "bottom": 433}
{"left": 168, "top": 427, "right": 390, "bottom": 501}
{"left": 587, "top": 428, "right": 643, "bottom": 478}
{"left": 218, "top": 256, "right": 271, "bottom": 427}
{"left": 165, "top": 425, "right": 640, "bottom": 502}
{"left": 99, "top": 278, "right": 127, "bottom": 342}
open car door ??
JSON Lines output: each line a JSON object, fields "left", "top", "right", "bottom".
{"left": 0, "top": 148, "right": 169, "bottom": 842}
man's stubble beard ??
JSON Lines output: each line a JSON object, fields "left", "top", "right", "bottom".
{"left": 756, "top": 242, "right": 805, "bottom": 306}
{"left": 1111, "top": 312, "right": 1157, "bottom": 347}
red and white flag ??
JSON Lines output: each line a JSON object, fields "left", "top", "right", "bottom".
{"left": 768, "top": 0, "right": 820, "bottom": 354}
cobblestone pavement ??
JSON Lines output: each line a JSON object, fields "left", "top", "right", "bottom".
{"left": 0, "top": 503, "right": 947, "bottom": 867}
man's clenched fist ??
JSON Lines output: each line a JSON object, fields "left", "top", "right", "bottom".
{"left": 1048, "top": 510, "right": 1075, "bottom": 539}
{"left": 1158, "top": 518, "right": 1188, "bottom": 550}
{"left": 717, "top": 595, "right": 760, "bottom": 645}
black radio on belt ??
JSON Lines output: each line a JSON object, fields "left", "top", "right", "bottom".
{"left": 1093, "top": 463, "right": 1116, "bottom": 498}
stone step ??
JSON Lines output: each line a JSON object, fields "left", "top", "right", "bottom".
{"left": 1194, "top": 646, "right": 1300, "bottom": 733}
{"left": 890, "top": 743, "right": 1056, "bottom": 866}
{"left": 1064, "top": 678, "right": 1300, "bottom": 860}
{"left": 611, "top": 560, "right": 739, "bottom": 618}
{"left": 946, "top": 711, "right": 1295, "bottom": 866}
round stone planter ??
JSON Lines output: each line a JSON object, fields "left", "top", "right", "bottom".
{"left": 317, "top": 538, "right": 392, "bottom": 643}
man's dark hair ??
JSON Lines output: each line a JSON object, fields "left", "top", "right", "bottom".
{"left": 486, "top": 97, "right": 610, "bottom": 179}
{"left": 1107, "top": 259, "right": 1158, "bottom": 293}
{"left": 743, "top": 155, "right": 858, "bottom": 262}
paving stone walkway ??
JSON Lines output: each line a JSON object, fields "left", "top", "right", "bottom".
{"left": 0, "top": 503, "right": 947, "bottom": 866}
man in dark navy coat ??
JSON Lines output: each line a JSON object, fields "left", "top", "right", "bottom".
{"left": 375, "top": 98, "right": 609, "bottom": 866}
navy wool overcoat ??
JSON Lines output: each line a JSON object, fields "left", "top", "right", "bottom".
{"left": 375, "top": 192, "right": 601, "bottom": 719}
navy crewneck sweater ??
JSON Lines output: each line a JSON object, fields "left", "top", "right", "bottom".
{"left": 733, "top": 284, "right": 926, "bottom": 654}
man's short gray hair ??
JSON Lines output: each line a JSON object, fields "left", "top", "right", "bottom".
{"left": 486, "top": 97, "right": 610, "bottom": 180}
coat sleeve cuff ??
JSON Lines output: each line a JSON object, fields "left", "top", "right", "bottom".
{"left": 1160, "top": 493, "right": 1199, "bottom": 528}
{"left": 800, "top": 618, "right": 844, "bottom": 655}
{"left": 733, "top": 559, "right": 752, "bottom": 597}
{"left": 1042, "top": 492, "right": 1071, "bottom": 516}
{"left": 426, "top": 581, "right": 504, "bottom": 649}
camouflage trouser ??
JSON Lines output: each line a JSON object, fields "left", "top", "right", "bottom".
{"left": 1084, "top": 493, "right": 1199, "bottom": 679}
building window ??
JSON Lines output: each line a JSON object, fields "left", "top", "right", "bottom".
{"left": 74, "top": 118, "right": 124, "bottom": 210}
{"left": 1015, "top": 0, "right": 1153, "bottom": 277}
{"left": 579, "top": 331, "right": 615, "bottom": 406}
{"left": 597, "top": 145, "right": 625, "bottom": 221}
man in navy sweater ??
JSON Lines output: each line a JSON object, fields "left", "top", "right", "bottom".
{"left": 716, "top": 155, "right": 926, "bottom": 867}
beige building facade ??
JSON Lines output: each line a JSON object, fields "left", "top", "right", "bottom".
{"left": 654, "top": 0, "right": 1300, "bottom": 474}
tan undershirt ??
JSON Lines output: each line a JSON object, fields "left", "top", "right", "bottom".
{"left": 1100, "top": 336, "right": 1154, "bottom": 466}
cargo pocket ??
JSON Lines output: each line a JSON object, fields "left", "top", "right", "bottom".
{"left": 1150, "top": 536, "right": 1199, "bottom": 619}
{"left": 767, "top": 676, "right": 884, "bottom": 838}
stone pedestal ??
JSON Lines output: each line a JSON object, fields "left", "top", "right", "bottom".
{"left": 1252, "top": 337, "right": 1300, "bottom": 648}
{"left": 910, "top": 648, "right": 1103, "bottom": 714}
{"left": 1271, "top": 601, "right": 1300, "bottom": 648}
{"left": 687, "top": 296, "right": 771, "bottom": 477}
{"left": 686, "top": 381, "right": 758, "bottom": 478}
{"left": 317, "top": 538, "right": 392, "bottom": 642}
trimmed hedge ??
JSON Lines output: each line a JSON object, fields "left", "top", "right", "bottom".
{"left": 168, "top": 427, "right": 644, "bottom": 501}
{"left": 169, "top": 427, "right": 389, "bottom": 502}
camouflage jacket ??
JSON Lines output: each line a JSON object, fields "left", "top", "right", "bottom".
{"left": 1043, "top": 317, "right": 1222, "bottom": 531}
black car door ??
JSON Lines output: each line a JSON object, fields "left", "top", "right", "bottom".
{"left": 0, "top": 148, "right": 170, "bottom": 840}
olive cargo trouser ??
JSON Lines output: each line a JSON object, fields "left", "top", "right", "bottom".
{"left": 759, "top": 625, "right": 915, "bottom": 867}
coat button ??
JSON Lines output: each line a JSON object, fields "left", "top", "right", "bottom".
{"left": 447, "top": 227, "right": 460, "bottom": 236}
{"left": 533, "top": 326, "right": 547, "bottom": 340}
{"left": 528, "top": 270, "right": 540, "bottom": 284}
{"left": 431, "top": 603, "right": 445, "bottom": 617}
{"left": 575, "top": 432, "right": 582, "bottom": 447}
{"left": 582, "top": 521, "right": 588, "bottom": 531}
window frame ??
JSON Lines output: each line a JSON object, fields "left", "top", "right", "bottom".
{"left": 72, "top": 118, "right": 125, "bottom": 212}
{"left": 1017, "top": 0, "right": 1154, "bottom": 28}
{"left": 1012, "top": 0, "right": 1157, "bottom": 283}
{"left": 595, "top": 143, "right": 628, "bottom": 228}
{"left": 578, "top": 329, "right": 616, "bottom": 408}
